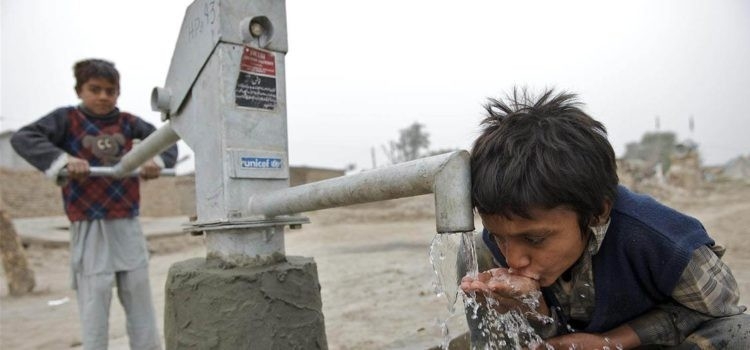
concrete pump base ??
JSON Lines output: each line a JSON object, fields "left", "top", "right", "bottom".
{"left": 164, "top": 256, "right": 327, "bottom": 349}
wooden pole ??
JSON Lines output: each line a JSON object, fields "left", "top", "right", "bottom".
{"left": 0, "top": 200, "right": 36, "bottom": 296}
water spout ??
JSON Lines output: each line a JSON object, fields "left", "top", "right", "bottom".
{"left": 248, "top": 151, "right": 474, "bottom": 234}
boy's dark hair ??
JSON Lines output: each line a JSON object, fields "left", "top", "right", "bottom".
{"left": 73, "top": 59, "right": 120, "bottom": 92}
{"left": 471, "top": 87, "right": 618, "bottom": 232}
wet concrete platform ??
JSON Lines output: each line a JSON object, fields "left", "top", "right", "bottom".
{"left": 12, "top": 216, "right": 191, "bottom": 248}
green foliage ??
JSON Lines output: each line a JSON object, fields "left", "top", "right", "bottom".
{"left": 382, "top": 122, "right": 431, "bottom": 164}
{"left": 381, "top": 122, "right": 460, "bottom": 165}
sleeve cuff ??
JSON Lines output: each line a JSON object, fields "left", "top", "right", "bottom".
{"left": 628, "top": 309, "right": 679, "bottom": 346}
{"left": 45, "top": 153, "right": 69, "bottom": 184}
{"left": 627, "top": 304, "right": 712, "bottom": 346}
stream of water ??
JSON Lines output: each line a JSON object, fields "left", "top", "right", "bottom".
{"left": 429, "top": 230, "right": 626, "bottom": 349}
{"left": 430, "top": 231, "right": 551, "bottom": 350}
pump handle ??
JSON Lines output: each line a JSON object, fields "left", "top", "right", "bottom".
{"left": 59, "top": 166, "right": 176, "bottom": 178}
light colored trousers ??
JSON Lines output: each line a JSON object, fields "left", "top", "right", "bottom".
{"left": 70, "top": 218, "right": 161, "bottom": 349}
{"left": 75, "top": 267, "right": 162, "bottom": 350}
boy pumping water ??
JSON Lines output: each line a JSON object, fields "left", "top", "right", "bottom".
{"left": 11, "top": 58, "right": 177, "bottom": 350}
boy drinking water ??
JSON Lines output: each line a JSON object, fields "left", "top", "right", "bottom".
{"left": 460, "top": 88, "right": 749, "bottom": 349}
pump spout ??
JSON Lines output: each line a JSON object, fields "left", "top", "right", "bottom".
{"left": 432, "top": 151, "right": 474, "bottom": 233}
{"left": 248, "top": 150, "right": 474, "bottom": 233}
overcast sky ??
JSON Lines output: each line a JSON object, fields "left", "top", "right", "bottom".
{"left": 2, "top": 0, "right": 749, "bottom": 172}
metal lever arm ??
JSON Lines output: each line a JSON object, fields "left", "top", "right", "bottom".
{"left": 59, "top": 166, "right": 176, "bottom": 178}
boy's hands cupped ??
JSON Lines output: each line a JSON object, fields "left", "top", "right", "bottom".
{"left": 461, "top": 268, "right": 540, "bottom": 297}
{"left": 460, "top": 267, "right": 547, "bottom": 317}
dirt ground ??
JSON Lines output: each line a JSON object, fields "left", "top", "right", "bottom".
{"left": 1, "top": 181, "right": 749, "bottom": 349}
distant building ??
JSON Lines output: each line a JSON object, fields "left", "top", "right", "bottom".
{"left": 667, "top": 139, "right": 702, "bottom": 189}
{"left": 0, "top": 130, "right": 35, "bottom": 170}
{"left": 722, "top": 155, "right": 750, "bottom": 180}
{"left": 289, "top": 166, "right": 346, "bottom": 187}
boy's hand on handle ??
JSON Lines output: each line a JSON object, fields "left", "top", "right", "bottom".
{"left": 139, "top": 160, "right": 161, "bottom": 180}
{"left": 66, "top": 157, "right": 90, "bottom": 181}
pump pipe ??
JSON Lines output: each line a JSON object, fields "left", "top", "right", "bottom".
{"left": 248, "top": 150, "right": 474, "bottom": 233}
{"left": 59, "top": 167, "right": 176, "bottom": 178}
{"left": 110, "top": 123, "right": 181, "bottom": 178}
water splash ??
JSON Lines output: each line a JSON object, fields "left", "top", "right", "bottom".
{"left": 430, "top": 231, "right": 558, "bottom": 349}
{"left": 462, "top": 290, "right": 553, "bottom": 350}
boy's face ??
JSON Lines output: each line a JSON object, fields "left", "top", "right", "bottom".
{"left": 481, "top": 206, "right": 587, "bottom": 287}
{"left": 77, "top": 77, "right": 119, "bottom": 116}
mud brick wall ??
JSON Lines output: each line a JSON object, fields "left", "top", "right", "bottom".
{"left": 0, "top": 168, "right": 196, "bottom": 218}
{"left": 1, "top": 166, "right": 342, "bottom": 219}
{"left": 0, "top": 169, "right": 63, "bottom": 218}
{"left": 289, "top": 166, "right": 345, "bottom": 187}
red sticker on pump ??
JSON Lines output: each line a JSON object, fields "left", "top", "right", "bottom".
{"left": 236, "top": 46, "right": 277, "bottom": 110}
{"left": 240, "top": 47, "right": 276, "bottom": 76}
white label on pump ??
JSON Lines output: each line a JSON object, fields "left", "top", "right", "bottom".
{"left": 228, "top": 149, "right": 288, "bottom": 179}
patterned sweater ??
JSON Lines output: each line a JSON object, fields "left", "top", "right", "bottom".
{"left": 11, "top": 106, "right": 178, "bottom": 221}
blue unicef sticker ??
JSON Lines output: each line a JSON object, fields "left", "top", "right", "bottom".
{"left": 229, "top": 149, "right": 288, "bottom": 179}
{"left": 240, "top": 157, "right": 283, "bottom": 169}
